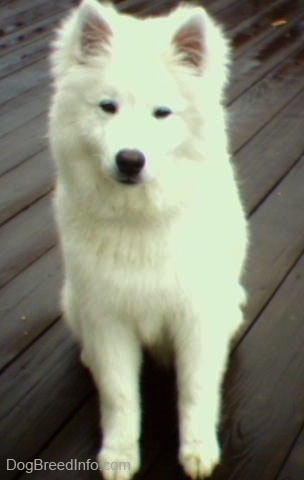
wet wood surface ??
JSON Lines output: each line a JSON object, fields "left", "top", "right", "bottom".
{"left": 1, "top": 0, "right": 304, "bottom": 479}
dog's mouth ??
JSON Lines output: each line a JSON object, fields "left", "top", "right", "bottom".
{"left": 115, "top": 173, "right": 143, "bottom": 186}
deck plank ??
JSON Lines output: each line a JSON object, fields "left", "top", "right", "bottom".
{"left": 0, "top": 150, "right": 54, "bottom": 225}
{"left": 244, "top": 156, "right": 304, "bottom": 322}
{"left": 230, "top": 44, "right": 304, "bottom": 150}
{"left": 230, "top": 11, "right": 304, "bottom": 101}
{"left": 229, "top": 0, "right": 302, "bottom": 56}
{"left": 276, "top": 427, "right": 304, "bottom": 479}
{"left": 236, "top": 86, "right": 304, "bottom": 212}
{"left": 0, "top": 195, "right": 56, "bottom": 288}
{"left": 0, "top": 57, "right": 50, "bottom": 105}
{"left": 19, "top": 397, "right": 101, "bottom": 480}
{"left": 0, "top": 322, "right": 94, "bottom": 478}
{"left": 215, "top": 253, "right": 304, "bottom": 479}
{"left": 0, "top": 113, "right": 47, "bottom": 177}
{"left": 0, "top": 0, "right": 76, "bottom": 57}
{"left": 0, "top": 247, "right": 61, "bottom": 371}
{"left": 0, "top": 83, "right": 51, "bottom": 139}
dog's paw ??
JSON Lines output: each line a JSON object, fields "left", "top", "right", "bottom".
{"left": 179, "top": 440, "right": 219, "bottom": 479}
{"left": 98, "top": 444, "right": 139, "bottom": 480}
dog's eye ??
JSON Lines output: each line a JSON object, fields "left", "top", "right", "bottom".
{"left": 99, "top": 100, "right": 118, "bottom": 114}
{"left": 153, "top": 107, "right": 172, "bottom": 119}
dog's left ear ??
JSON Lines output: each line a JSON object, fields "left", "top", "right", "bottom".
{"left": 171, "top": 8, "right": 206, "bottom": 71}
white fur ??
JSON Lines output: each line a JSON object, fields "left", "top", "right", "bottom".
{"left": 49, "top": 1, "right": 248, "bottom": 478}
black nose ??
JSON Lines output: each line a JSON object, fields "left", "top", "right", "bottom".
{"left": 115, "top": 149, "right": 145, "bottom": 177}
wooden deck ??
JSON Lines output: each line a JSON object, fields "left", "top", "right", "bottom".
{"left": 1, "top": 0, "right": 304, "bottom": 478}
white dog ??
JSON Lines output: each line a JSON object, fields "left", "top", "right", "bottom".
{"left": 49, "top": 1, "right": 248, "bottom": 478}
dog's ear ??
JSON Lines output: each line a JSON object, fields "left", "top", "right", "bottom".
{"left": 78, "top": 0, "right": 113, "bottom": 56}
{"left": 50, "top": 0, "right": 116, "bottom": 79}
{"left": 171, "top": 8, "right": 206, "bottom": 71}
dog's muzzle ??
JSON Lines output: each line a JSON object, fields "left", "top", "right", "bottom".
{"left": 115, "top": 149, "right": 145, "bottom": 184}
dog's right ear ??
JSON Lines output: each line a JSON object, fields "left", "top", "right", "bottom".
{"left": 50, "top": 0, "right": 114, "bottom": 79}
{"left": 77, "top": 0, "right": 113, "bottom": 56}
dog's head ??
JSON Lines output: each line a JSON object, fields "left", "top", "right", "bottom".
{"left": 50, "top": 0, "right": 229, "bottom": 209}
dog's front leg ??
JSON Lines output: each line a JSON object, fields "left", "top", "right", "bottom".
{"left": 83, "top": 319, "right": 142, "bottom": 480}
{"left": 176, "top": 322, "right": 229, "bottom": 479}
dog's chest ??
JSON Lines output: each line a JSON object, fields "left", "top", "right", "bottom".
{"left": 93, "top": 223, "right": 189, "bottom": 339}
